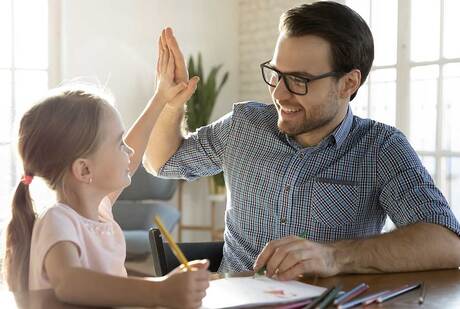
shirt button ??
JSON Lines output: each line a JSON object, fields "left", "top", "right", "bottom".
{"left": 280, "top": 218, "right": 287, "bottom": 224}
{"left": 284, "top": 185, "right": 290, "bottom": 192}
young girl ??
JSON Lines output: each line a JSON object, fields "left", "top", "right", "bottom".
{"left": 2, "top": 29, "right": 207, "bottom": 308}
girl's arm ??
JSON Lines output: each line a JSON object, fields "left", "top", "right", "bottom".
{"left": 44, "top": 242, "right": 209, "bottom": 308}
{"left": 107, "top": 30, "right": 196, "bottom": 204}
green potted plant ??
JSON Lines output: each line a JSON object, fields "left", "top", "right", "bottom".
{"left": 185, "top": 53, "right": 229, "bottom": 194}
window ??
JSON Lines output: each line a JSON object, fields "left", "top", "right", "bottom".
{"left": 0, "top": 0, "right": 50, "bottom": 224}
{"left": 346, "top": 0, "right": 460, "bottom": 218}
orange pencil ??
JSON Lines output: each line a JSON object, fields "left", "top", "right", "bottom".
{"left": 154, "top": 216, "right": 192, "bottom": 271}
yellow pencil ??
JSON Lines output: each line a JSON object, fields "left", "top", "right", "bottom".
{"left": 154, "top": 216, "right": 192, "bottom": 271}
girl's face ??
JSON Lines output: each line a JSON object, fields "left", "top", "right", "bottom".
{"left": 89, "top": 106, "right": 133, "bottom": 193}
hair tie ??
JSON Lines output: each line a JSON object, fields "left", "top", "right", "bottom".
{"left": 21, "top": 175, "right": 34, "bottom": 185}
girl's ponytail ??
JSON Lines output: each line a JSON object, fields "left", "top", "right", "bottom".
{"left": 3, "top": 178, "right": 36, "bottom": 291}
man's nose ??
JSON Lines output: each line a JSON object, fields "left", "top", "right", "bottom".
{"left": 272, "top": 77, "right": 292, "bottom": 102}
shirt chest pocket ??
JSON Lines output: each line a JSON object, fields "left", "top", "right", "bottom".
{"left": 311, "top": 178, "right": 359, "bottom": 227}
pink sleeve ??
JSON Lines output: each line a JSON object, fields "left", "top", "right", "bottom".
{"left": 35, "top": 207, "right": 82, "bottom": 257}
{"left": 31, "top": 207, "right": 82, "bottom": 281}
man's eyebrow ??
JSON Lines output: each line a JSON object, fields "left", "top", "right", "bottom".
{"left": 268, "top": 63, "right": 314, "bottom": 78}
{"left": 288, "top": 71, "right": 315, "bottom": 78}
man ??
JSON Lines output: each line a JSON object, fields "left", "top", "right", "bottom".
{"left": 145, "top": 2, "right": 460, "bottom": 280}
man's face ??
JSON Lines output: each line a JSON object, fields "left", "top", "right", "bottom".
{"left": 269, "top": 33, "right": 346, "bottom": 137}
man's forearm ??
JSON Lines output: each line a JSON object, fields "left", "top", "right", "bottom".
{"left": 333, "top": 223, "right": 460, "bottom": 274}
{"left": 144, "top": 104, "right": 185, "bottom": 173}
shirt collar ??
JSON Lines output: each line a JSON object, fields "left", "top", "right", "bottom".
{"left": 331, "top": 105, "right": 353, "bottom": 149}
{"left": 285, "top": 105, "right": 353, "bottom": 150}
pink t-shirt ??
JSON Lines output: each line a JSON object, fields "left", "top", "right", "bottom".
{"left": 29, "top": 197, "right": 127, "bottom": 290}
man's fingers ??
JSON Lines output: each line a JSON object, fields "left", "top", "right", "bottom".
{"left": 156, "top": 36, "right": 163, "bottom": 74}
{"left": 277, "top": 248, "right": 310, "bottom": 274}
{"left": 276, "top": 261, "right": 312, "bottom": 281}
{"left": 168, "top": 82, "right": 187, "bottom": 98}
{"left": 167, "top": 47, "right": 175, "bottom": 76}
{"left": 171, "top": 77, "right": 198, "bottom": 103}
{"left": 253, "top": 235, "right": 299, "bottom": 271}
{"left": 164, "top": 27, "right": 189, "bottom": 83}
{"left": 265, "top": 239, "right": 305, "bottom": 277}
{"left": 165, "top": 27, "right": 185, "bottom": 60}
{"left": 160, "top": 28, "right": 167, "bottom": 51}
{"left": 161, "top": 47, "right": 170, "bottom": 74}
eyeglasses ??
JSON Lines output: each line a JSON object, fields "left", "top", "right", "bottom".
{"left": 260, "top": 60, "right": 340, "bottom": 96}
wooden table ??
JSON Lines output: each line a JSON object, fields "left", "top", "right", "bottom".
{"left": 2, "top": 269, "right": 460, "bottom": 308}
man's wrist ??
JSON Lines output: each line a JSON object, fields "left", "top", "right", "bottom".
{"left": 163, "top": 102, "right": 185, "bottom": 112}
{"left": 331, "top": 239, "right": 356, "bottom": 274}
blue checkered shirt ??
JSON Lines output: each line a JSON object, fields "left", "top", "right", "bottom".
{"left": 158, "top": 102, "right": 460, "bottom": 272}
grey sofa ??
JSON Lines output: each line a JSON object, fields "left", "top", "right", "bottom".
{"left": 112, "top": 165, "right": 179, "bottom": 260}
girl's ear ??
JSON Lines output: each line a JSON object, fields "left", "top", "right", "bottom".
{"left": 71, "top": 158, "right": 93, "bottom": 184}
{"left": 339, "top": 69, "right": 361, "bottom": 99}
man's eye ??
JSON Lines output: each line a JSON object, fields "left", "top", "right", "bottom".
{"left": 270, "top": 72, "right": 279, "bottom": 80}
{"left": 289, "top": 76, "right": 306, "bottom": 85}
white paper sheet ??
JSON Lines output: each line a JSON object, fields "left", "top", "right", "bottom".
{"left": 201, "top": 276, "right": 326, "bottom": 309}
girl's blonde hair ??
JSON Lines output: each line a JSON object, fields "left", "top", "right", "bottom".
{"left": 2, "top": 86, "right": 112, "bottom": 291}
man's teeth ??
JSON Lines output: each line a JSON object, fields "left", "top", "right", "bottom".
{"left": 281, "top": 107, "right": 302, "bottom": 113}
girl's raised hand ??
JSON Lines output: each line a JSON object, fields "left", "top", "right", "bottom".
{"left": 154, "top": 28, "right": 199, "bottom": 111}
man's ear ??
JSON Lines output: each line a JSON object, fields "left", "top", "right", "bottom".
{"left": 71, "top": 158, "right": 93, "bottom": 184}
{"left": 339, "top": 69, "right": 361, "bottom": 99}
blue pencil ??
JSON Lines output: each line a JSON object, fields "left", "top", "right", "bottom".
{"left": 337, "top": 290, "right": 389, "bottom": 309}
{"left": 333, "top": 283, "right": 369, "bottom": 305}
{"left": 376, "top": 282, "right": 422, "bottom": 303}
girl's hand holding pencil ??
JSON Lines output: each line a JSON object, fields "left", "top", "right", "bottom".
{"left": 157, "top": 260, "right": 210, "bottom": 309}
{"left": 154, "top": 216, "right": 210, "bottom": 309}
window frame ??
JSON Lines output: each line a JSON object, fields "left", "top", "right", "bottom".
{"left": 0, "top": 0, "right": 59, "bottom": 223}
{"left": 346, "top": 0, "right": 460, "bottom": 207}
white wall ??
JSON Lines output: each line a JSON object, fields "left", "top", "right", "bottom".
{"left": 59, "top": 0, "right": 239, "bottom": 241}
{"left": 60, "top": 0, "right": 239, "bottom": 124}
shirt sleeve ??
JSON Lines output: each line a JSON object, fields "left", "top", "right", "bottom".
{"left": 34, "top": 207, "right": 82, "bottom": 280}
{"left": 377, "top": 131, "right": 460, "bottom": 236}
{"left": 157, "top": 110, "right": 233, "bottom": 181}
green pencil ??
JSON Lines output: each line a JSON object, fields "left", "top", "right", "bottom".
{"left": 316, "top": 285, "right": 342, "bottom": 309}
